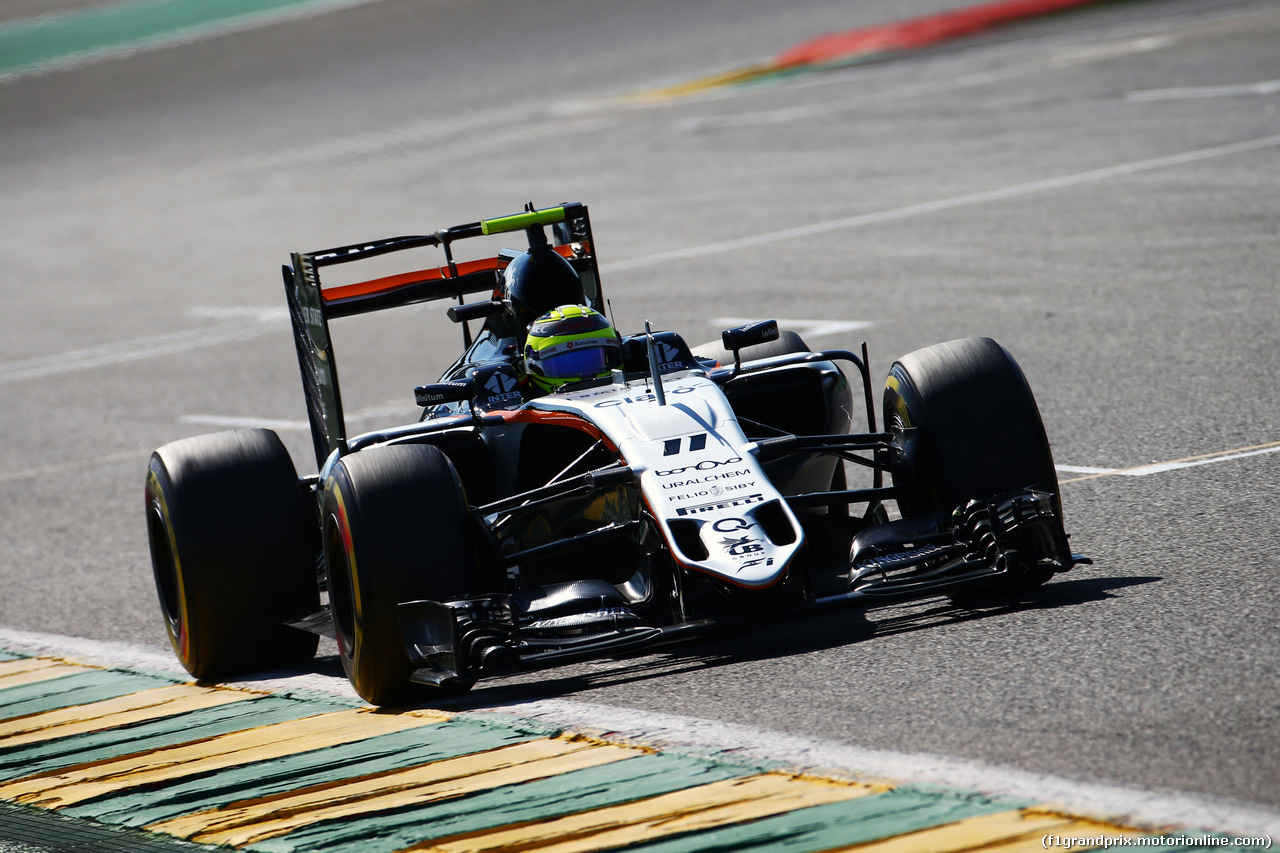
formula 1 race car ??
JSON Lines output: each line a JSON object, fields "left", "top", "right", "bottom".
{"left": 145, "top": 202, "right": 1089, "bottom": 705}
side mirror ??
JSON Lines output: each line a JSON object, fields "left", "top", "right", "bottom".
{"left": 447, "top": 300, "right": 504, "bottom": 324}
{"left": 415, "top": 378, "right": 476, "bottom": 408}
{"left": 721, "top": 317, "right": 778, "bottom": 373}
{"left": 721, "top": 320, "right": 779, "bottom": 374}
{"left": 721, "top": 319, "right": 779, "bottom": 353}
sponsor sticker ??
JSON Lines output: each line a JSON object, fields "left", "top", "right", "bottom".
{"left": 594, "top": 385, "right": 696, "bottom": 407}
{"left": 675, "top": 493, "right": 765, "bottom": 517}
{"left": 481, "top": 371, "right": 523, "bottom": 405}
{"left": 666, "top": 480, "right": 753, "bottom": 502}
{"left": 655, "top": 340, "right": 688, "bottom": 372}
{"left": 718, "top": 534, "right": 765, "bottom": 558}
{"left": 657, "top": 457, "right": 742, "bottom": 478}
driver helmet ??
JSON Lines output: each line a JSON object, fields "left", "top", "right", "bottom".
{"left": 523, "top": 305, "right": 622, "bottom": 393}
{"left": 503, "top": 244, "right": 586, "bottom": 338}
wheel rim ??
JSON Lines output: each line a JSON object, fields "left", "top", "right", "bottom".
{"left": 146, "top": 500, "right": 183, "bottom": 641}
{"left": 324, "top": 512, "right": 357, "bottom": 662}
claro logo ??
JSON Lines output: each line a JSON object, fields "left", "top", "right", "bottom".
{"left": 656, "top": 457, "right": 742, "bottom": 477}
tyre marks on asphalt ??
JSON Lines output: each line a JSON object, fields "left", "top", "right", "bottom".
{"left": 0, "top": 651, "right": 1250, "bottom": 852}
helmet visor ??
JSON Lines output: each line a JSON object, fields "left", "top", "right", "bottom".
{"left": 540, "top": 345, "right": 618, "bottom": 380}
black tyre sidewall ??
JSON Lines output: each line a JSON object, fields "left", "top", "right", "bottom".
{"left": 885, "top": 337, "right": 1060, "bottom": 517}
{"left": 145, "top": 429, "right": 318, "bottom": 679}
{"left": 322, "top": 444, "right": 477, "bottom": 705}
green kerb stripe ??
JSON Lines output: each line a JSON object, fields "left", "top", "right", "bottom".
{"left": 63, "top": 718, "right": 539, "bottom": 828}
{"left": 618, "top": 787, "right": 1020, "bottom": 853}
{"left": 248, "top": 752, "right": 751, "bottom": 853}
{"left": 0, "top": 670, "right": 168, "bottom": 724}
{"left": 0, "top": 0, "right": 360, "bottom": 76}
{"left": 0, "top": 695, "right": 331, "bottom": 783}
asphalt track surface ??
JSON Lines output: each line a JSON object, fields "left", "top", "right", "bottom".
{"left": 0, "top": 0, "right": 1278, "bottom": 835}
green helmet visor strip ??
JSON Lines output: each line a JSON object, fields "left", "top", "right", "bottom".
{"left": 524, "top": 305, "right": 622, "bottom": 391}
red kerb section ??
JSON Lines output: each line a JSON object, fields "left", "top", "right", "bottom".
{"left": 774, "top": 0, "right": 1102, "bottom": 68}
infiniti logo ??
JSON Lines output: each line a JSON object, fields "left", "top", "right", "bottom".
{"left": 656, "top": 457, "right": 742, "bottom": 477}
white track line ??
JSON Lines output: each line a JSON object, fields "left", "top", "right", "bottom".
{"left": 710, "top": 317, "right": 873, "bottom": 339}
{"left": 178, "top": 403, "right": 412, "bottom": 432}
{"left": 1128, "top": 79, "right": 1280, "bottom": 101}
{"left": 0, "top": 307, "right": 285, "bottom": 386}
{"left": 177, "top": 414, "right": 311, "bottom": 432}
{"left": 0, "top": 325, "right": 270, "bottom": 385}
{"left": 1058, "top": 441, "right": 1280, "bottom": 483}
{"left": 0, "top": 625, "right": 1277, "bottom": 836}
{"left": 601, "top": 134, "right": 1280, "bottom": 274}
{"left": 0, "top": 449, "right": 153, "bottom": 484}
{"left": 9, "top": 136, "right": 1276, "bottom": 384}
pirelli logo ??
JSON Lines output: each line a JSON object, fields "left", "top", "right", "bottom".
{"left": 675, "top": 493, "right": 765, "bottom": 516}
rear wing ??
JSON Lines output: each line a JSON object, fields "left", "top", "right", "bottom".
{"left": 282, "top": 202, "right": 603, "bottom": 469}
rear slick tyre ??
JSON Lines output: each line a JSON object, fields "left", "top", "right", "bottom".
{"left": 145, "top": 429, "right": 319, "bottom": 679}
{"left": 322, "top": 444, "right": 480, "bottom": 706}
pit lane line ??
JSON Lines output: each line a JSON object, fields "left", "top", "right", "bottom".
{"left": 0, "top": 626, "right": 1277, "bottom": 848}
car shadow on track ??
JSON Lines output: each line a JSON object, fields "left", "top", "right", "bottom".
{"left": 427, "top": 574, "right": 1160, "bottom": 711}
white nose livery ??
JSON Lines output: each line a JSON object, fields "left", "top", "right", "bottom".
{"left": 534, "top": 373, "right": 805, "bottom": 588}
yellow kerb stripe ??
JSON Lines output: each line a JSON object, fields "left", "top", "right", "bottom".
{"left": 0, "top": 684, "right": 253, "bottom": 749}
{"left": 973, "top": 814, "right": 1145, "bottom": 852}
{"left": 820, "top": 809, "right": 1076, "bottom": 853}
{"left": 0, "top": 659, "right": 94, "bottom": 689}
{"left": 0, "top": 707, "right": 447, "bottom": 808}
{"left": 631, "top": 64, "right": 776, "bottom": 102}
{"left": 407, "top": 772, "right": 885, "bottom": 853}
{"left": 819, "top": 809, "right": 1144, "bottom": 853}
{"left": 158, "top": 738, "right": 644, "bottom": 848}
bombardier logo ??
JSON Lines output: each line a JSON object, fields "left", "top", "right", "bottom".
{"left": 656, "top": 457, "right": 742, "bottom": 477}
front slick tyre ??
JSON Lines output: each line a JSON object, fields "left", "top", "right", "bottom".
{"left": 323, "top": 444, "right": 480, "bottom": 706}
{"left": 145, "top": 429, "right": 319, "bottom": 679}
{"left": 885, "top": 337, "right": 1068, "bottom": 592}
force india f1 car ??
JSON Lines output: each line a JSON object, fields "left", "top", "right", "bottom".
{"left": 145, "top": 202, "right": 1089, "bottom": 705}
